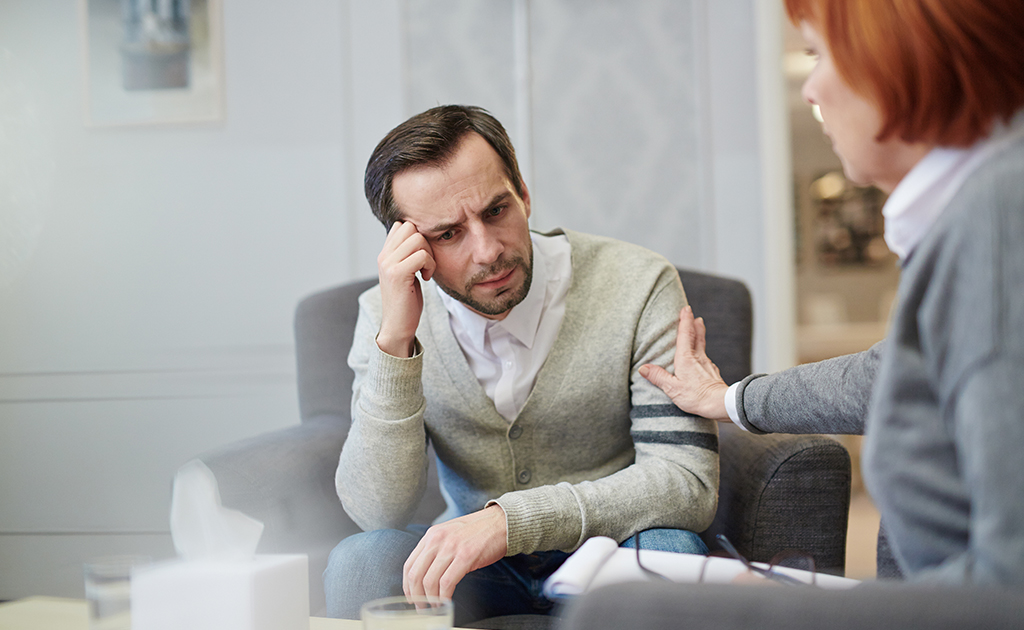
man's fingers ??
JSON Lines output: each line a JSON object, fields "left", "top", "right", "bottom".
{"left": 380, "top": 222, "right": 436, "bottom": 284}
{"left": 405, "top": 550, "right": 471, "bottom": 600}
{"left": 403, "top": 543, "right": 431, "bottom": 599}
{"left": 437, "top": 557, "right": 473, "bottom": 600}
{"left": 401, "top": 506, "right": 507, "bottom": 600}
{"left": 386, "top": 248, "right": 432, "bottom": 284}
{"left": 419, "top": 553, "right": 456, "bottom": 599}
{"left": 418, "top": 248, "right": 436, "bottom": 282}
{"left": 380, "top": 220, "right": 416, "bottom": 258}
{"left": 381, "top": 233, "right": 429, "bottom": 272}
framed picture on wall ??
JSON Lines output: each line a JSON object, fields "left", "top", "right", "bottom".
{"left": 80, "top": 0, "right": 224, "bottom": 127}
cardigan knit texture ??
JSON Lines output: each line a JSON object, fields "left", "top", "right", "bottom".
{"left": 734, "top": 133, "right": 1024, "bottom": 585}
{"left": 336, "top": 229, "right": 719, "bottom": 557}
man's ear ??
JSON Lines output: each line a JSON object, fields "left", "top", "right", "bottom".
{"left": 521, "top": 183, "right": 531, "bottom": 219}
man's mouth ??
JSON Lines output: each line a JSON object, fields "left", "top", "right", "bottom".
{"left": 474, "top": 267, "right": 516, "bottom": 290}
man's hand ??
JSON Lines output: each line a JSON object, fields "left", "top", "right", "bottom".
{"left": 376, "top": 221, "right": 436, "bottom": 358}
{"left": 403, "top": 504, "right": 508, "bottom": 600}
{"left": 639, "top": 306, "right": 731, "bottom": 421}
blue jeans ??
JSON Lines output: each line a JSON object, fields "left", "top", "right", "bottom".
{"left": 323, "top": 526, "right": 707, "bottom": 624}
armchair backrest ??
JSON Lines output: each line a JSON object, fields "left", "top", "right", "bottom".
{"left": 294, "top": 278, "right": 377, "bottom": 425}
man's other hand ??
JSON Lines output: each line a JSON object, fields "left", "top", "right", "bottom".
{"left": 376, "top": 221, "right": 436, "bottom": 358}
{"left": 640, "top": 305, "right": 731, "bottom": 421}
{"left": 402, "top": 504, "right": 508, "bottom": 600}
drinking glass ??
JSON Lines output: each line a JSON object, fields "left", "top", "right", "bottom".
{"left": 83, "top": 555, "right": 150, "bottom": 630}
{"left": 361, "top": 595, "right": 453, "bottom": 630}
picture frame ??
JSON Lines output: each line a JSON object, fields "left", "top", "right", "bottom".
{"left": 80, "top": 0, "right": 224, "bottom": 127}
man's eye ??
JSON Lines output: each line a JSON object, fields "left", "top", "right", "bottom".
{"left": 488, "top": 206, "right": 505, "bottom": 217}
{"left": 439, "top": 231, "right": 454, "bottom": 241}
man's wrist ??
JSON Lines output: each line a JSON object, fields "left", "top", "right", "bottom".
{"left": 375, "top": 332, "right": 416, "bottom": 358}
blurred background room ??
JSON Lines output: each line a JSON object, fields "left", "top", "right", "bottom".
{"left": 0, "top": 0, "right": 888, "bottom": 600}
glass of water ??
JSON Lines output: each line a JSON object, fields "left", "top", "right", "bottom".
{"left": 361, "top": 595, "right": 453, "bottom": 630}
{"left": 83, "top": 555, "right": 150, "bottom": 630}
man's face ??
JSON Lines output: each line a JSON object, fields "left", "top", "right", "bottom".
{"left": 391, "top": 132, "right": 533, "bottom": 319}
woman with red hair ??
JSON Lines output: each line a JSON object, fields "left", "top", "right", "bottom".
{"left": 643, "top": 0, "right": 1024, "bottom": 584}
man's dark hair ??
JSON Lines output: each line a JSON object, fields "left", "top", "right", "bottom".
{"left": 364, "top": 105, "right": 525, "bottom": 228}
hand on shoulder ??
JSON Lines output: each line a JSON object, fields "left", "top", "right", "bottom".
{"left": 640, "top": 306, "right": 731, "bottom": 421}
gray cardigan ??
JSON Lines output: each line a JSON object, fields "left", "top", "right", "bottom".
{"left": 734, "top": 134, "right": 1024, "bottom": 585}
{"left": 336, "top": 229, "right": 719, "bottom": 557}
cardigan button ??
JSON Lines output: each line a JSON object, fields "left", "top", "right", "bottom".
{"left": 509, "top": 425, "right": 523, "bottom": 440}
{"left": 517, "top": 469, "right": 531, "bottom": 484}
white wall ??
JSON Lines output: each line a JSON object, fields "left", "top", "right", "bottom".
{"left": 0, "top": 0, "right": 792, "bottom": 599}
{"left": 0, "top": 0, "right": 353, "bottom": 598}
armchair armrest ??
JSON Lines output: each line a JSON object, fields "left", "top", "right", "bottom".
{"left": 704, "top": 425, "right": 851, "bottom": 575}
{"left": 195, "top": 416, "right": 359, "bottom": 551}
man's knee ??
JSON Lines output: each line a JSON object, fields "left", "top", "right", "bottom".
{"left": 336, "top": 527, "right": 413, "bottom": 555}
{"left": 324, "top": 529, "right": 421, "bottom": 619}
{"left": 621, "top": 528, "right": 709, "bottom": 555}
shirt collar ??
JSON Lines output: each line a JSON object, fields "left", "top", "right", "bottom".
{"left": 437, "top": 233, "right": 549, "bottom": 349}
{"left": 882, "top": 147, "right": 971, "bottom": 260}
{"left": 884, "top": 109, "right": 1024, "bottom": 261}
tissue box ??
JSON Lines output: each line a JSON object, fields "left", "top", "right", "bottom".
{"left": 131, "top": 554, "right": 308, "bottom": 630}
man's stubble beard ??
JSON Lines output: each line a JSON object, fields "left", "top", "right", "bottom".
{"left": 437, "top": 248, "right": 534, "bottom": 317}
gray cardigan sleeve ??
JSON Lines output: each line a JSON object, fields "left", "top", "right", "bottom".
{"left": 334, "top": 287, "right": 430, "bottom": 531}
{"left": 734, "top": 341, "right": 883, "bottom": 435}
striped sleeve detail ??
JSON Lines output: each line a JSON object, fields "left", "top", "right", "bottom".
{"left": 631, "top": 404, "right": 699, "bottom": 419}
{"left": 630, "top": 430, "right": 719, "bottom": 452}
{"left": 630, "top": 405, "right": 718, "bottom": 452}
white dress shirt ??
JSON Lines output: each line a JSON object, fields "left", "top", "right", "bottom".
{"left": 438, "top": 232, "right": 572, "bottom": 422}
{"left": 884, "top": 110, "right": 1024, "bottom": 260}
{"left": 725, "top": 110, "right": 1024, "bottom": 429}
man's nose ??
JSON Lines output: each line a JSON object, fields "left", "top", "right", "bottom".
{"left": 469, "top": 228, "right": 503, "bottom": 265}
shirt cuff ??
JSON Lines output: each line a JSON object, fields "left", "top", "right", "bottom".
{"left": 724, "top": 382, "right": 747, "bottom": 431}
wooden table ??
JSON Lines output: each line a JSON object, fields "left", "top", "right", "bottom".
{"left": 0, "top": 597, "right": 362, "bottom": 630}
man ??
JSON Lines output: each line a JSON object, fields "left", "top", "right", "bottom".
{"left": 325, "top": 105, "right": 718, "bottom": 623}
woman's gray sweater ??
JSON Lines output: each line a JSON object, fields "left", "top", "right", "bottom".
{"left": 735, "top": 134, "right": 1024, "bottom": 585}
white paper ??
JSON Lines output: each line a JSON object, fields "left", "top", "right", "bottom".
{"left": 170, "top": 459, "right": 264, "bottom": 561}
{"left": 542, "top": 536, "right": 619, "bottom": 598}
{"left": 543, "top": 537, "right": 859, "bottom": 599}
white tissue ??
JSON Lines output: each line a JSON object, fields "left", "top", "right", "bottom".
{"left": 134, "top": 461, "right": 308, "bottom": 630}
{"left": 170, "top": 460, "right": 264, "bottom": 561}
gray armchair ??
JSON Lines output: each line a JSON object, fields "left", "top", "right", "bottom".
{"left": 191, "top": 269, "right": 852, "bottom": 618}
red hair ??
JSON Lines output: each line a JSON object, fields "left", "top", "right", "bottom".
{"left": 785, "top": 0, "right": 1024, "bottom": 147}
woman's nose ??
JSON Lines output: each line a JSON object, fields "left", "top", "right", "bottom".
{"left": 801, "top": 79, "right": 816, "bottom": 106}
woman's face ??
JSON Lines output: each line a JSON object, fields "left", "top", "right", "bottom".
{"left": 800, "top": 22, "right": 929, "bottom": 192}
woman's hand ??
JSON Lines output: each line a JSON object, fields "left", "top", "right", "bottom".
{"left": 640, "top": 306, "right": 731, "bottom": 421}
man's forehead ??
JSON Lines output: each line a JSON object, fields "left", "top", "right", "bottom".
{"left": 391, "top": 136, "right": 513, "bottom": 221}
